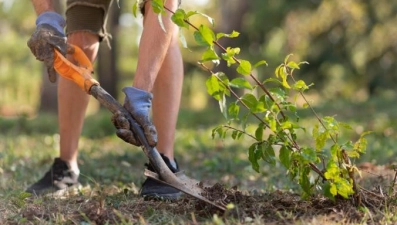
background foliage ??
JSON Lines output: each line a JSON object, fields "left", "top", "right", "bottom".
{"left": 1, "top": 0, "right": 397, "bottom": 115}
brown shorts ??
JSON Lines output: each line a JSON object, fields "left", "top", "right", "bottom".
{"left": 66, "top": 0, "right": 182, "bottom": 41}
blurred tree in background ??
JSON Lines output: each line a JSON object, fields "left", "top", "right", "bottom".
{"left": 0, "top": 0, "right": 396, "bottom": 116}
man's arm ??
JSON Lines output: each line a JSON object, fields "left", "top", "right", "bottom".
{"left": 31, "top": 0, "right": 54, "bottom": 15}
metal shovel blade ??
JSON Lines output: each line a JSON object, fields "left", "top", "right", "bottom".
{"left": 144, "top": 170, "right": 226, "bottom": 211}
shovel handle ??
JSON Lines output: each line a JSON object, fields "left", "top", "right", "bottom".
{"left": 53, "top": 44, "right": 99, "bottom": 93}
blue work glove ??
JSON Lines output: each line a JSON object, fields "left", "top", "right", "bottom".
{"left": 111, "top": 87, "right": 158, "bottom": 147}
{"left": 27, "top": 11, "right": 67, "bottom": 83}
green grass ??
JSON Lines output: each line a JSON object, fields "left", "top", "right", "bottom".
{"left": 1, "top": 95, "right": 397, "bottom": 224}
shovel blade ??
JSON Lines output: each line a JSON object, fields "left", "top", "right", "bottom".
{"left": 144, "top": 169, "right": 226, "bottom": 211}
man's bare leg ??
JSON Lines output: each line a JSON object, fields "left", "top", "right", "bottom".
{"left": 133, "top": 0, "right": 178, "bottom": 92}
{"left": 58, "top": 32, "right": 99, "bottom": 172}
{"left": 132, "top": 0, "right": 180, "bottom": 161}
{"left": 152, "top": 31, "right": 183, "bottom": 160}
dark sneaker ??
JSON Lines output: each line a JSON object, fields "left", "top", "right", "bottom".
{"left": 140, "top": 154, "right": 182, "bottom": 200}
{"left": 26, "top": 157, "right": 81, "bottom": 197}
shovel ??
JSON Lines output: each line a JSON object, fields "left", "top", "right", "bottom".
{"left": 52, "top": 44, "right": 226, "bottom": 211}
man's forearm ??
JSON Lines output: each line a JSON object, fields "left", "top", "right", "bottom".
{"left": 31, "top": 0, "right": 54, "bottom": 15}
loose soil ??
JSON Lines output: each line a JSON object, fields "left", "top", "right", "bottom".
{"left": 12, "top": 163, "right": 396, "bottom": 225}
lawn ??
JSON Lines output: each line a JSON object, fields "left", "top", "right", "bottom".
{"left": 1, "top": 94, "right": 397, "bottom": 224}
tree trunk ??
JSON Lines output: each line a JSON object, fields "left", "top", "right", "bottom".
{"left": 97, "top": 1, "right": 120, "bottom": 101}
{"left": 38, "top": 0, "right": 64, "bottom": 113}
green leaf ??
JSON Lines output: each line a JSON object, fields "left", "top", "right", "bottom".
{"left": 270, "top": 87, "right": 287, "bottom": 102}
{"left": 149, "top": 0, "right": 166, "bottom": 32}
{"left": 231, "top": 130, "right": 243, "bottom": 140}
{"left": 151, "top": 0, "right": 164, "bottom": 14}
{"left": 236, "top": 60, "right": 252, "bottom": 76}
{"left": 324, "top": 161, "right": 340, "bottom": 180}
{"left": 279, "top": 146, "right": 291, "bottom": 169}
{"left": 241, "top": 113, "right": 249, "bottom": 131}
{"left": 230, "top": 78, "right": 252, "bottom": 90}
{"left": 299, "top": 166, "right": 311, "bottom": 196}
{"left": 281, "top": 120, "right": 293, "bottom": 129}
{"left": 284, "top": 54, "right": 293, "bottom": 64}
{"left": 262, "top": 142, "right": 276, "bottom": 165}
{"left": 255, "top": 123, "right": 264, "bottom": 141}
{"left": 330, "top": 182, "right": 338, "bottom": 196}
{"left": 221, "top": 47, "right": 240, "bottom": 67}
{"left": 313, "top": 125, "right": 329, "bottom": 151}
{"left": 254, "top": 100, "right": 266, "bottom": 113}
{"left": 338, "top": 122, "right": 352, "bottom": 130}
{"left": 186, "top": 11, "right": 199, "bottom": 18}
{"left": 193, "top": 25, "right": 215, "bottom": 46}
{"left": 259, "top": 95, "right": 274, "bottom": 110}
{"left": 336, "top": 178, "right": 354, "bottom": 198}
{"left": 201, "top": 47, "right": 220, "bottom": 62}
{"left": 211, "top": 126, "right": 224, "bottom": 139}
{"left": 198, "top": 12, "right": 215, "bottom": 26}
{"left": 323, "top": 181, "right": 336, "bottom": 200}
{"left": 293, "top": 80, "right": 309, "bottom": 91}
{"left": 216, "top": 30, "right": 240, "bottom": 40}
{"left": 132, "top": 1, "right": 139, "bottom": 17}
{"left": 171, "top": 9, "right": 188, "bottom": 28}
{"left": 283, "top": 102, "right": 297, "bottom": 112}
{"left": 179, "top": 31, "right": 188, "bottom": 49}
{"left": 231, "top": 130, "right": 238, "bottom": 140}
{"left": 206, "top": 75, "right": 221, "bottom": 100}
{"left": 267, "top": 115, "right": 277, "bottom": 132}
{"left": 301, "top": 147, "right": 318, "bottom": 163}
{"left": 263, "top": 77, "right": 282, "bottom": 85}
{"left": 323, "top": 116, "right": 339, "bottom": 130}
{"left": 287, "top": 61, "right": 300, "bottom": 69}
{"left": 228, "top": 102, "right": 240, "bottom": 119}
{"left": 330, "top": 144, "right": 340, "bottom": 160}
{"left": 275, "top": 65, "right": 290, "bottom": 88}
{"left": 345, "top": 149, "right": 360, "bottom": 158}
{"left": 249, "top": 143, "right": 261, "bottom": 172}
{"left": 240, "top": 93, "right": 257, "bottom": 110}
{"left": 354, "top": 132, "right": 370, "bottom": 154}
{"left": 254, "top": 60, "right": 268, "bottom": 68}
{"left": 219, "top": 94, "right": 227, "bottom": 119}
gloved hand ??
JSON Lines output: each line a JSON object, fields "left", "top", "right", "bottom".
{"left": 111, "top": 87, "right": 158, "bottom": 147}
{"left": 27, "top": 11, "right": 67, "bottom": 83}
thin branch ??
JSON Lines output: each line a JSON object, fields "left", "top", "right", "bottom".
{"left": 222, "top": 125, "right": 257, "bottom": 140}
